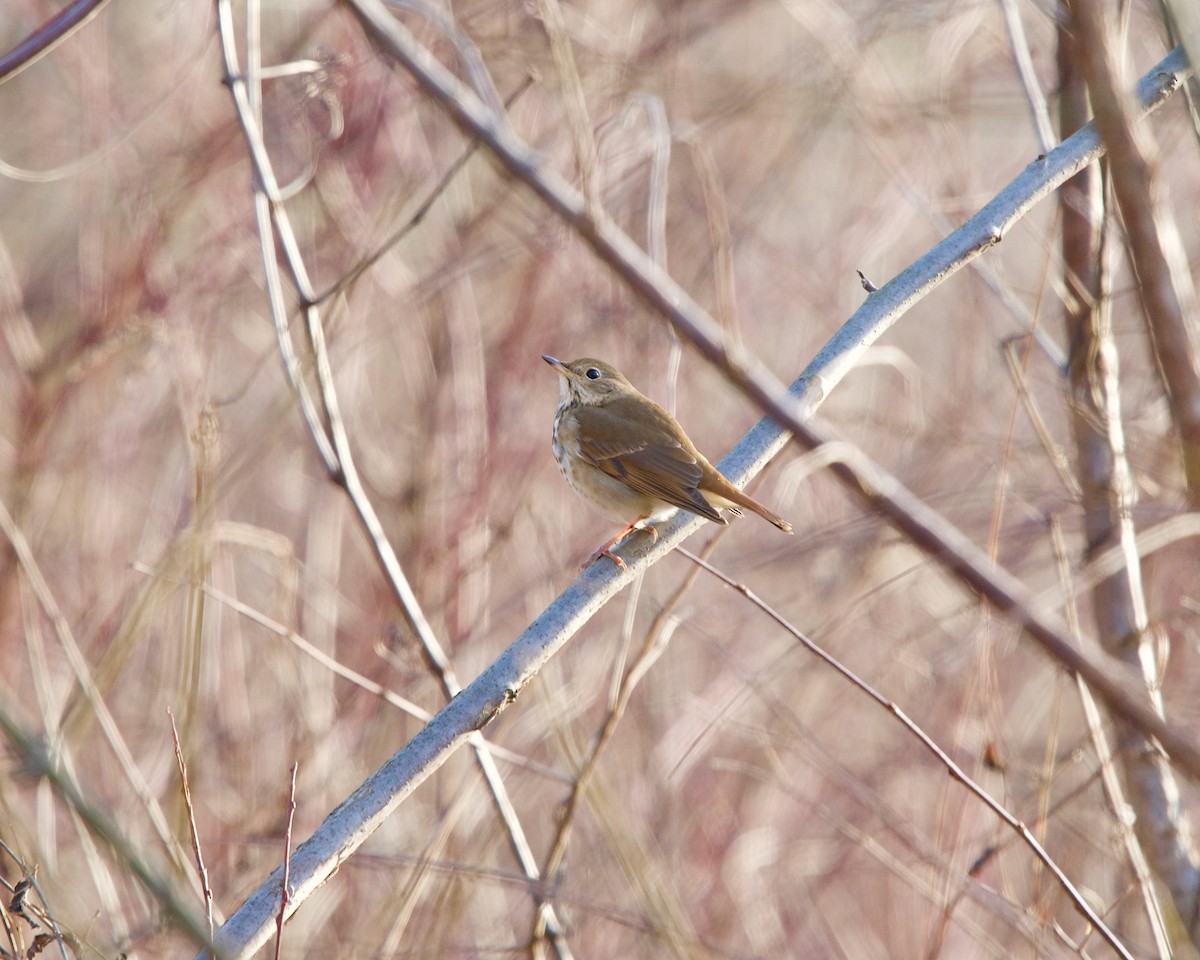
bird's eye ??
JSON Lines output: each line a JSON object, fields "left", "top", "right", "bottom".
{"left": 586, "top": 367, "right": 602, "bottom": 380}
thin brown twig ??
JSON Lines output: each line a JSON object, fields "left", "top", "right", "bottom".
{"left": 1000, "top": 335, "right": 1079, "bottom": 497}
{"left": 673, "top": 545, "right": 1135, "bottom": 960}
{"left": 169, "top": 709, "right": 216, "bottom": 942}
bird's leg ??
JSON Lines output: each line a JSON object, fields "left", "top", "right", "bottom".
{"left": 586, "top": 519, "right": 657, "bottom": 570}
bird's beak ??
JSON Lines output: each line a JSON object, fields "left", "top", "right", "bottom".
{"left": 543, "top": 355, "right": 568, "bottom": 377}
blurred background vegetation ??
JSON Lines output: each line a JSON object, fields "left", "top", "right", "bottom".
{"left": 1, "top": 0, "right": 1198, "bottom": 957}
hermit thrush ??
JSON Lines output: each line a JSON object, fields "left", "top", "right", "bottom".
{"left": 544, "top": 355, "right": 792, "bottom": 567}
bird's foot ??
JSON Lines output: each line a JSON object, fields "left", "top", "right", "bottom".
{"left": 582, "top": 521, "right": 657, "bottom": 570}
{"left": 591, "top": 547, "right": 627, "bottom": 570}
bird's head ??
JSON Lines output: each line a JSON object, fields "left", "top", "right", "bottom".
{"left": 542, "top": 356, "right": 636, "bottom": 405}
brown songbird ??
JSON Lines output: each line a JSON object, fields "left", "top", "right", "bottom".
{"left": 544, "top": 355, "right": 792, "bottom": 567}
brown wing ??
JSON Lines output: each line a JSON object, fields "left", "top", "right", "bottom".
{"left": 572, "top": 398, "right": 726, "bottom": 524}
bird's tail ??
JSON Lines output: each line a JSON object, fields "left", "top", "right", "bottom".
{"left": 704, "top": 483, "right": 792, "bottom": 534}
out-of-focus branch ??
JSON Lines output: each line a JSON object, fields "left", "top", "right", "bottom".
{"left": 1160, "top": 0, "right": 1200, "bottom": 139}
{"left": 999, "top": 0, "right": 1055, "bottom": 152}
{"left": 535, "top": 0, "right": 600, "bottom": 214}
{"left": 0, "top": 0, "right": 111, "bottom": 85}
{"left": 1062, "top": 10, "right": 1200, "bottom": 940}
{"left": 1072, "top": 6, "right": 1200, "bottom": 499}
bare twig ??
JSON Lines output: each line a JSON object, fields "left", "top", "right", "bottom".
{"left": 170, "top": 709, "right": 216, "bottom": 942}
{"left": 631, "top": 93, "right": 681, "bottom": 411}
{"left": 182, "top": 572, "right": 566, "bottom": 780}
{"left": 1159, "top": 0, "right": 1200, "bottom": 141}
{"left": 998, "top": 0, "right": 1056, "bottom": 152}
{"left": 1040, "top": 514, "right": 1200, "bottom": 610}
{"left": 1000, "top": 336, "right": 1079, "bottom": 496}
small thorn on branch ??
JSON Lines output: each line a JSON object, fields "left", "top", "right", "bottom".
{"left": 857, "top": 270, "right": 878, "bottom": 293}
